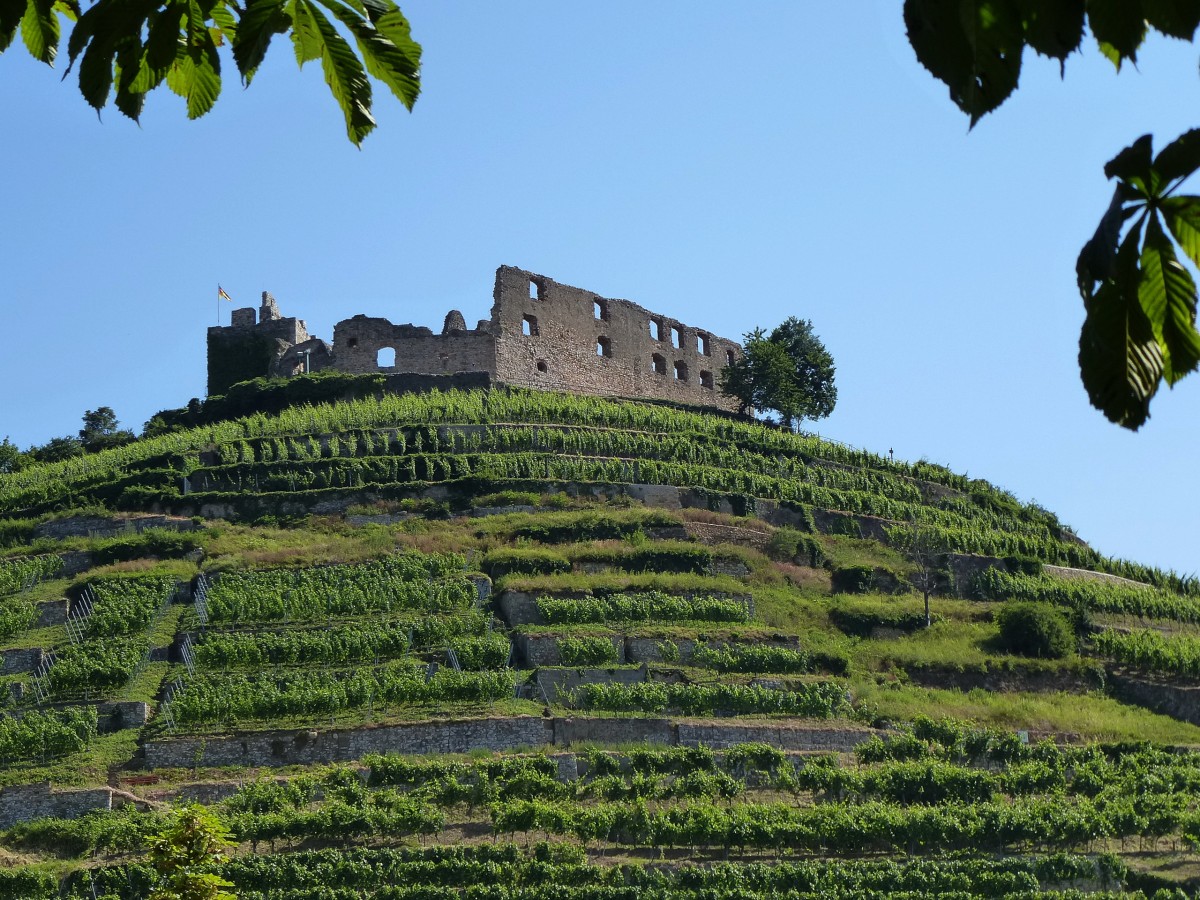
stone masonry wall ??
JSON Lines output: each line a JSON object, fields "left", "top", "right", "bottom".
{"left": 0, "top": 782, "right": 112, "bottom": 829}
{"left": 491, "top": 266, "right": 741, "bottom": 410}
{"left": 332, "top": 317, "right": 498, "bottom": 376}
{"left": 204, "top": 266, "right": 742, "bottom": 412}
{"left": 143, "top": 715, "right": 881, "bottom": 769}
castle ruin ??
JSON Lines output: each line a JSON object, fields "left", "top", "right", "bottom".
{"left": 207, "top": 266, "right": 742, "bottom": 410}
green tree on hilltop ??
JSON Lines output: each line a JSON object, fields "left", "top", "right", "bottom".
{"left": 80, "top": 406, "right": 135, "bottom": 452}
{"left": 721, "top": 319, "right": 837, "bottom": 429}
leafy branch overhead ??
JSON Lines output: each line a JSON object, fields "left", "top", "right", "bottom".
{"left": 0, "top": 0, "right": 421, "bottom": 145}
{"left": 904, "top": 0, "right": 1200, "bottom": 428}
{"left": 1078, "top": 133, "right": 1200, "bottom": 429}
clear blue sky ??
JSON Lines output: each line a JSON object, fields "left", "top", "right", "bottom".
{"left": 0, "top": 5, "right": 1196, "bottom": 576}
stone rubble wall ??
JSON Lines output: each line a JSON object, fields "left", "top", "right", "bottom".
{"left": 143, "top": 715, "right": 881, "bottom": 770}
{"left": 0, "top": 782, "right": 112, "bottom": 829}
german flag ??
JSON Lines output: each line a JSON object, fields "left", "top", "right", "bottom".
{"left": 218, "top": 285, "right": 233, "bottom": 302}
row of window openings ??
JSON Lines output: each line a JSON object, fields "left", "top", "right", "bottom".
{"left": 535, "top": 354, "right": 714, "bottom": 389}
{"left": 526, "top": 283, "right": 712, "bottom": 357}
{"left": 523, "top": 315, "right": 731, "bottom": 365}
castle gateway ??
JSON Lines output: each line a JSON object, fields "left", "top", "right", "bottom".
{"left": 207, "top": 265, "right": 742, "bottom": 411}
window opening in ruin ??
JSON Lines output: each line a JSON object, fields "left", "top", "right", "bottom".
{"left": 674, "top": 360, "right": 689, "bottom": 382}
{"left": 652, "top": 353, "right": 667, "bottom": 375}
{"left": 529, "top": 279, "right": 541, "bottom": 300}
{"left": 597, "top": 336, "right": 612, "bottom": 357}
{"left": 348, "top": 337, "right": 359, "bottom": 349}
{"left": 522, "top": 315, "right": 539, "bottom": 337}
{"left": 377, "top": 347, "right": 396, "bottom": 368}
{"left": 700, "top": 370, "right": 714, "bottom": 389}
{"left": 726, "top": 348, "right": 736, "bottom": 365}
{"left": 537, "top": 360, "right": 548, "bottom": 373}
{"left": 699, "top": 333, "right": 710, "bottom": 356}
{"left": 594, "top": 299, "right": 608, "bottom": 320}
{"left": 671, "top": 326, "right": 682, "bottom": 349}
{"left": 650, "top": 319, "right": 664, "bottom": 341}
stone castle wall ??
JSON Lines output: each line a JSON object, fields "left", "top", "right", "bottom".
{"left": 206, "top": 266, "right": 741, "bottom": 410}
{"left": 491, "top": 266, "right": 740, "bottom": 410}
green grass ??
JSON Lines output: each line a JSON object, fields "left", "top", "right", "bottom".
{"left": 852, "top": 619, "right": 1008, "bottom": 670}
{"left": 852, "top": 679, "right": 1200, "bottom": 744}
{"left": 0, "top": 624, "right": 65, "bottom": 652}
{"left": 820, "top": 535, "right": 912, "bottom": 572}
{"left": 153, "top": 698, "right": 547, "bottom": 739}
{"left": 0, "top": 730, "right": 142, "bottom": 789}
{"left": 117, "top": 660, "right": 170, "bottom": 704}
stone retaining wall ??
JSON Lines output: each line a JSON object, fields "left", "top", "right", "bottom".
{"left": 143, "top": 716, "right": 554, "bottom": 769}
{"left": 534, "top": 666, "right": 647, "bottom": 702}
{"left": 35, "top": 599, "right": 69, "bottom": 627}
{"left": 1, "top": 647, "right": 45, "bottom": 675}
{"left": 32, "top": 515, "right": 198, "bottom": 541}
{"left": 0, "top": 782, "right": 112, "bottom": 829}
{"left": 1108, "top": 672, "right": 1200, "bottom": 726}
{"left": 903, "top": 663, "right": 1104, "bottom": 695}
{"left": 682, "top": 522, "right": 772, "bottom": 551}
{"left": 143, "top": 715, "right": 882, "bottom": 769}
{"left": 676, "top": 722, "right": 875, "bottom": 752}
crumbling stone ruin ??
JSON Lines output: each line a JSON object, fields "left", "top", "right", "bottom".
{"left": 207, "top": 265, "right": 742, "bottom": 410}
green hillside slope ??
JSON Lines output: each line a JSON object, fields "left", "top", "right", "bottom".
{"left": 0, "top": 384, "right": 1198, "bottom": 897}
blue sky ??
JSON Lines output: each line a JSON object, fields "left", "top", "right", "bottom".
{"left": 0, "top": 4, "right": 1196, "bottom": 576}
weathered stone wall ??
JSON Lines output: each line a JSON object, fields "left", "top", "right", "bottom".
{"left": 534, "top": 666, "right": 647, "bottom": 702}
{"left": 32, "top": 515, "right": 199, "bottom": 541}
{"left": 0, "top": 782, "right": 112, "bottom": 829}
{"left": 682, "top": 522, "right": 773, "bottom": 552}
{"left": 36, "top": 599, "right": 69, "bottom": 627}
{"left": 902, "top": 662, "right": 1104, "bottom": 695}
{"left": 143, "top": 715, "right": 882, "bottom": 768}
{"left": 332, "top": 316, "right": 498, "bottom": 376}
{"left": 676, "top": 722, "right": 875, "bottom": 752}
{"left": 207, "top": 295, "right": 311, "bottom": 395}
{"left": 552, "top": 716, "right": 676, "bottom": 747}
{"left": 203, "top": 267, "right": 741, "bottom": 411}
{"left": 1108, "top": 672, "right": 1200, "bottom": 726}
{"left": 491, "top": 266, "right": 741, "bottom": 410}
{"left": 1, "top": 648, "right": 45, "bottom": 675}
{"left": 625, "top": 636, "right": 702, "bottom": 664}
{"left": 513, "top": 632, "right": 624, "bottom": 668}
{"left": 143, "top": 717, "right": 553, "bottom": 769}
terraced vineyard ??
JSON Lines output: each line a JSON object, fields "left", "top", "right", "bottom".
{"left": 0, "top": 381, "right": 1199, "bottom": 897}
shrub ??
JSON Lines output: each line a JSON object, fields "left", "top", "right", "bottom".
{"left": 829, "top": 604, "right": 931, "bottom": 637}
{"left": 89, "top": 529, "right": 200, "bottom": 566}
{"left": 573, "top": 543, "right": 711, "bottom": 575}
{"left": 767, "top": 528, "right": 828, "bottom": 568}
{"left": 995, "top": 602, "right": 1074, "bottom": 659}
{"left": 1004, "top": 556, "right": 1043, "bottom": 577}
{"left": 481, "top": 549, "right": 571, "bottom": 579}
{"left": 831, "top": 565, "right": 875, "bottom": 594}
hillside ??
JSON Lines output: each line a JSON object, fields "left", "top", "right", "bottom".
{"left": 0, "top": 382, "right": 1199, "bottom": 897}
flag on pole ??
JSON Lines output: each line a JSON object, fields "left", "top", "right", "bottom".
{"left": 218, "top": 285, "right": 233, "bottom": 302}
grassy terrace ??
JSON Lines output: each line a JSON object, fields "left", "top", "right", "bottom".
{"left": 0, "top": 385, "right": 1199, "bottom": 894}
